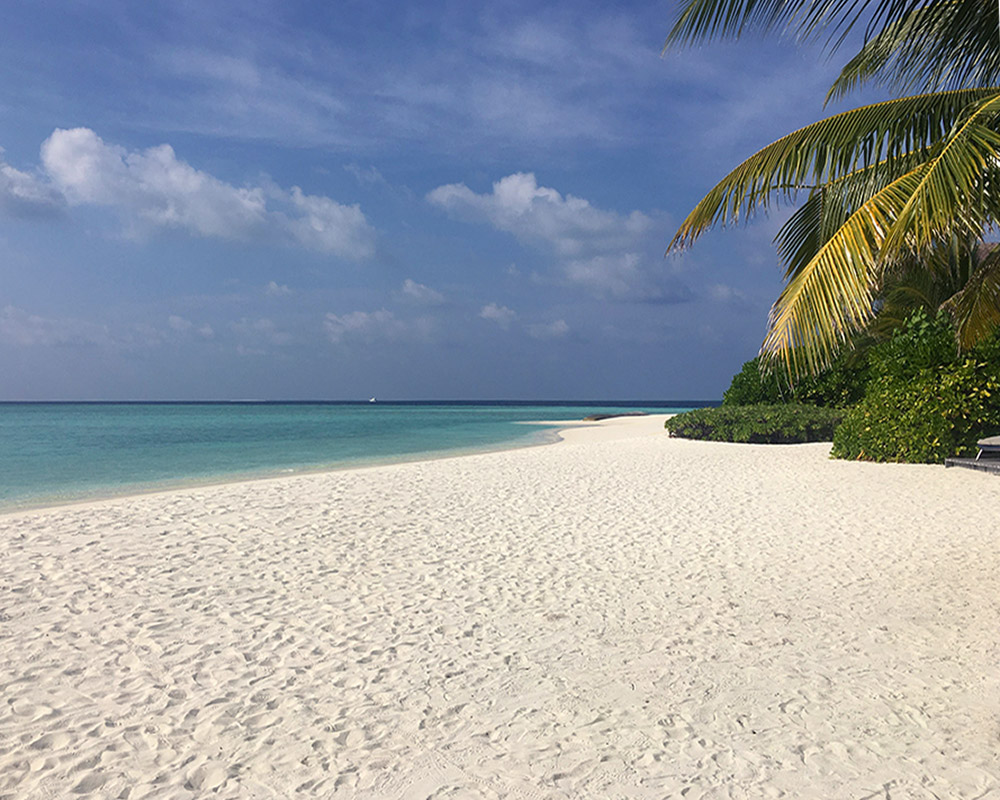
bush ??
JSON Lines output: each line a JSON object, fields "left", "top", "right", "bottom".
{"left": 714, "top": 310, "right": 1000, "bottom": 461}
{"left": 722, "top": 353, "right": 870, "bottom": 408}
{"left": 867, "top": 307, "right": 957, "bottom": 382}
{"left": 722, "top": 358, "right": 786, "bottom": 405}
{"left": 969, "top": 324, "right": 1000, "bottom": 363}
{"left": 666, "top": 404, "right": 845, "bottom": 444}
{"left": 831, "top": 357, "right": 1000, "bottom": 463}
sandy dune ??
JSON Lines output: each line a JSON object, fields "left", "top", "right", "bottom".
{"left": 1, "top": 415, "right": 999, "bottom": 798}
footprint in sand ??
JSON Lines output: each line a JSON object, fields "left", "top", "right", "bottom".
{"left": 187, "top": 761, "right": 229, "bottom": 791}
{"left": 29, "top": 731, "right": 71, "bottom": 750}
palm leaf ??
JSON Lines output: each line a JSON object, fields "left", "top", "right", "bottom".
{"left": 828, "top": 0, "right": 1000, "bottom": 98}
{"left": 668, "top": 87, "right": 997, "bottom": 251}
{"left": 942, "top": 244, "right": 1000, "bottom": 347}
{"left": 774, "top": 190, "right": 825, "bottom": 281}
{"left": 881, "top": 92, "right": 1000, "bottom": 257}
{"left": 761, "top": 165, "right": 931, "bottom": 375}
{"left": 773, "top": 150, "right": 936, "bottom": 284}
{"left": 665, "top": 0, "right": 951, "bottom": 51}
{"left": 870, "top": 235, "right": 978, "bottom": 335}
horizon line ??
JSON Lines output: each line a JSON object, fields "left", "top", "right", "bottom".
{"left": 0, "top": 398, "right": 720, "bottom": 405}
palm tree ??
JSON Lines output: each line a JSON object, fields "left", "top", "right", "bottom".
{"left": 666, "top": 1, "right": 1000, "bottom": 93}
{"left": 664, "top": 0, "right": 1000, "bottom": 375}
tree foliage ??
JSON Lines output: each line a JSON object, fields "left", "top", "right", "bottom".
{"left": 830, "top": 357, "right": 1000, "bottom": 462}
{"left": 664, "top": 0, "right": 1000, "bottom": 375}
{"left": 722, "top": 352, "right": 870, "bottom": 407}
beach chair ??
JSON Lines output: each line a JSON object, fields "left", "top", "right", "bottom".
{"left": 976, "top": 435, "right": 1000, "bottom": 460}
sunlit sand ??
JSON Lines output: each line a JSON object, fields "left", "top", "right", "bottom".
{"left": 2, "top": 415, "right": 998, "bottom": 797}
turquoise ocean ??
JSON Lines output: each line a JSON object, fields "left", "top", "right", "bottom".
{"left": 0, "top": 401, "right": 708, "bottom": 511}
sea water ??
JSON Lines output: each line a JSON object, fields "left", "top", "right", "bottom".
{"left": 0, "top": 401, "right": 706, "bottom": 510}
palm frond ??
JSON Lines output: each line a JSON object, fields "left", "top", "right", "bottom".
{"left": 827, "top": 0, "right": 1000, "bottom": 98}
{"left": 773, "top": 150, "right": 938, "bottom": 286}
{"left": 881, "top": 92, "right": 1000, "bottom": 257}
{"left": 761, "top": 165, "right": 930, "bottom": 376}
{"left": 668, "top": 87, "right": 997, "bottom": 251}
{"left": 869, "top": 236, "right": 977, "bottom": 335}
{"left": 942, "top": 244, "right": 1000, "bottom": 347}
{"left": 664, "top": 0, "right": 793, "bottom": 45}
{"left": 664, "top": 0, "right": 953, "bottom": 51}
{"left": 774, "top": 190, "right": 825, "bottom": 281}
{"left": 770, "top": 182, "right": 865, "bottom": 287}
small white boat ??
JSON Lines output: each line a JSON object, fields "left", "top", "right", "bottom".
{"left": 369, "top": 397, "right": 377, "bottom": 403}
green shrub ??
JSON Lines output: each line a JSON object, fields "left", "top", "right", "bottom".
{"left": 969, "top": 324, "right": 1000, "bottom": 363}
{"left": 792, "top": 354, "right": 871, "bottom": 408}
{"left": 722, "top": 353, "right": 870, "bottom": 408}
{"left": 722, "top": 358, "right": 786, "bottom": 405}
{"left": 831, "top": 357, "right": 1000, "bottom": 463}
{"left": 713, "top": 310, "right": 1000, "bottom": 461}
{"left": 723, "top": 309, "right": 965, "bottom": 411}
{"left": 867, "top": 307, "right": 957, "bottom": 382}
{"left": 666, "top": 404, "right": 845, "bottom": 444}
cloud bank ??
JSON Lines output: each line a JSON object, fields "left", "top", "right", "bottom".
{"left": 0, "top": 161, "right": 65, "bottom": 218}
{"left": 1, "top": 128, "right": 375, "bottom": 258}
{"left": 429, "top": 172, "right": 687, "bottom": 302}
{"left": 428, "top": 172, "right": 652, "bottom": 257}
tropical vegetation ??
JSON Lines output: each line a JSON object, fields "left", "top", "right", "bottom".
{"left": 832, "top": 310, "right": 1000, "bottom": 460}
{"left": 722, "top": 351, "right": 870, "bottom": 408}
{"left": 660, "top": 1, "right": 1000, "bottom": 461}
{"left": 665, "top": 403, "right": 845, "bottom": 444}
{"left": 677, "top": 308, "right": 1000, "bottom": 462}
{"left": 831, "top": 356, "right": 1000, "bottom": 461}
{"left": 664, "top": 0, "right": 1000, "bottom": 377}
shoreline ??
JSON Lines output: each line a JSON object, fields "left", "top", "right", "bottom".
{"left": 0, "top": 415, "right": 670, "bottom": 518}
{"left": 0, "top": 418, "right": 586, "bottom": 517}
{"left": 2, "top": 415, "right": 999, "bottom": 797}
{"left": 1, "top": 414, "right": 679, "bottom": 519}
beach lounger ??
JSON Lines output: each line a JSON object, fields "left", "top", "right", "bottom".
{"left": 976, "top": 435, "right": 1000, "bottom": 460}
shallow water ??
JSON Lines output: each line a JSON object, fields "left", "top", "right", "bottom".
{"left": 0, "top": 401, "right": 704, "bottom": 509}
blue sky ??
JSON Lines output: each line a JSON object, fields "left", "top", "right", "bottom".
{"left": 0, "top": 0, "right": 878, "bottom": 400}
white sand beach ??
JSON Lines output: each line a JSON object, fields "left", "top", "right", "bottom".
{"left": 1, "top": 414, "right": 999, "bottom": 798}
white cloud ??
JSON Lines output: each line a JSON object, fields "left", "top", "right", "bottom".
{"left": 283, "top": 186, "right": 374, "bottom": 257}
{"left": 265, "top": 281, "right": 292, "bottom": 297}
{"left": 0, "top": 161, "right": 64, "bottom": 217}
{"left": 139, "top": 11, "right": 663, "bottom": 153}
{"left": 707, "top": 283, "right": 746, "bottom": 303}
{"left": 563, "top": 253, "right": 645, "bottom": 300}
{"left": 36, "top": 127, "right": 375, "bottom": 258}
{"left": 400, "top": 278, "right": 445, "bottom": 305}
{"left": 527, "top": 319, "right": 570, "bottom": 339}
{"left": 0, "top": 306, "right": 221, "bottom": 352}
{"left": 168, "top": 314, "right": 192, "bottom": 332}
{"left": 344, "top": 164, "right": 387, "bottom": 187}
{"left": 428, "top": 172, "right": 652, "bottom": 257}
{"left": 42, "top": 128, "right": 267, "bottom": 238}
{"left": 428, "top": 172, "right": 687, "bottom": 302}
{"left": 323, "top": 309, "right": 435, "bottom": 345}
{"left": 479, "top": 303, "right": 517, "bottom": 328}
{"left": 562, "top": 254, "right": 693, "bottom": 303}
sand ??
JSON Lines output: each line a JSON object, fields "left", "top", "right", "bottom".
{"left": 1, "top": 414, "right": 999, "bottom": 798}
